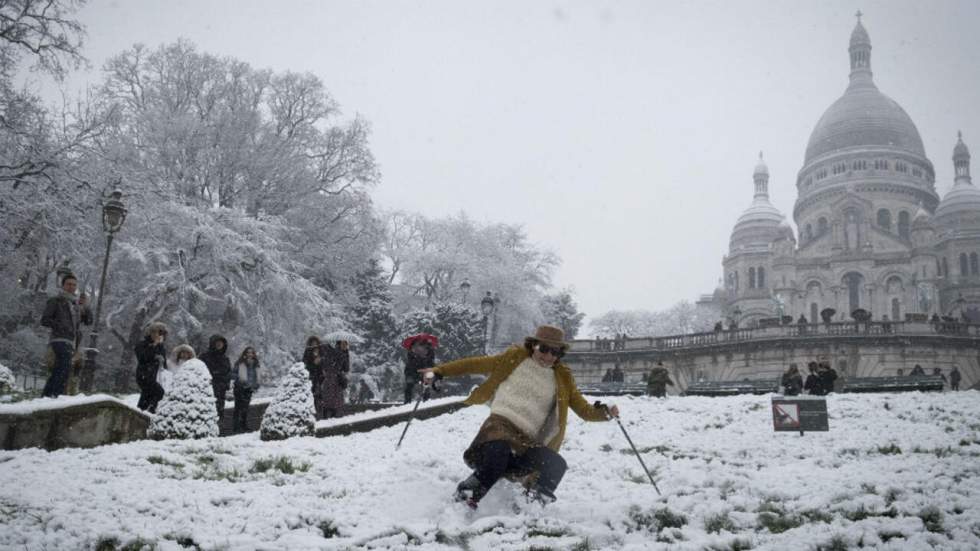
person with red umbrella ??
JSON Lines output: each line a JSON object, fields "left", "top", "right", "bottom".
{"left": 402, "top": 333, "right": 438, "bottom": 404}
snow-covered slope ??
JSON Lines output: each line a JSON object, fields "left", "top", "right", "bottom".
{"left": 1, "top": 391, "right": 979, "bottom": 550}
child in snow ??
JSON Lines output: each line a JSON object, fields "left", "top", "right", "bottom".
{"left": 421, "top": 325, "right": 619, "bottom": 508}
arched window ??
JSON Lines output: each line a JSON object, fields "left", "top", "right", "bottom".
{"left": 961, "top": 253, "right": 969, "bottom": 277}
{"left": 877, "top": 209, "right": 892, "bottom": 230}
{"left": 818, "top": 217, "right": 828, "bottom": 235}
{"left": 757, "top": 267, "right": 766, "bottom": 289}
{"left": 748, "top": 267, "right": 756, "bottom": 289}
{"left": 891, "top": 297, "right": 900, "bottom": 321}
{"left": 972, "top": 253, "right": 979, "bottom": 275}
{"left": 897, "top": 211, "right": 910, "bottom": 239}
{"left": 843, "top": 272, "right": 864, "bottom": 312}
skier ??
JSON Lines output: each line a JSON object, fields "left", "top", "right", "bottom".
{"left": 420, "top": 325, "right": 618, "bottom": 508}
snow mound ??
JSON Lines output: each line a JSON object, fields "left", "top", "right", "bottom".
{"left": 259, "top": 361, "right": 315, "bottom": 441}
{"left": 148, "top": 359, "right": 218, "bottom": 440}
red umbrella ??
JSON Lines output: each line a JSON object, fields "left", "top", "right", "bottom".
{"left": 401, "top": 333, "right": 439, "bottom": 350}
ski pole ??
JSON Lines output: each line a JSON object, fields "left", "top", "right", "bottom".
{"left": 596, "top": 401, "right": 661, "bottom": 494}
{"left": 395, "top": 381, "right": 426, "bottom": 450}
{"left": 615, "top": 416, "right": 661, "bottom": 495}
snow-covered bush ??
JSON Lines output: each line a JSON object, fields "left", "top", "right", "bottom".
{"left": 260, "top": 362, "right": 315, "bottom": 441}
{"left": 0, "top": 361, "right": 17, "bottom": 393}
{"left": 148, "top": 359, "right": 218, "bottom": 440}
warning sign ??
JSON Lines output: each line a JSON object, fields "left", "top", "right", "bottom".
{"left": 772, "top": 397, "right": 829, "bottom": 433}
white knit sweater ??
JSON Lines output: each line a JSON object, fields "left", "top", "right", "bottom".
{"left": 490, "top": 357, "right": 558, "bottom": 444}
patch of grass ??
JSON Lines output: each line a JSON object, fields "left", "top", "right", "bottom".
{"left": 875, "top": 443, "right": 902, "bottom": 455}
{"left": 146, "top": 456, "right": 184, "bottom": 469}
{"left": 525, "top": 526, "right": 571, "bottom": 538}
{"left": 883, "top": 487, "right": 902, "bottom": 505}
{"left": 704, "top": 512, "right": 736, "bottom": 534}
{"left": 842, "top": 505, "right": 897, "bottom": 521}
{"left": 94, "top": 537, "right": 156, "bottom": 551}
{"left": 625, "top": 506, "right": 687, "bottom": 533}
{"left": 250, "top": 456, "right": 311, "bottom": 475}
{"left": 816, "top": 535, "right": 849, "bottom": 551}
{"left": 747, "top": 403, "right": 764, "bottom": 411}
{"left": 800, "top": 509, "right": 834, "bottom": 523}
{"left": 319, "top": 520, "right": 340, "bottom": 538}
{"left": 878, "top": 530, "right": 904, "bottom": 542}
{"left": 860, "top": 483, "right": 876, "bottom": 494}
{"left": 599, "top": 443, "right": 613, "bottom": 452}
{"left": 757, "top": 512, "right": 802, "bottom": 534}
{"left": 918, "top": 505, "right": 944, "bottom": 534}
{"left": 704, "top": 539, "right": 753, "bottom": 551}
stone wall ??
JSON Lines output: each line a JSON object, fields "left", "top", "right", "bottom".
{"left": 566, "top": 323, "right": 980, "bottom": 395}
{"left": 0, "top": 399, "right": 150, "bottom": 451}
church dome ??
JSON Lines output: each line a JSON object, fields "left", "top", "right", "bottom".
{"left": 803, "top": 19, "right": 926, "bottom": 165}
{"left": 934, "top": 181, "right": 980, "bottom": 224}
{"left": 934, "top": 133, "right": 980, "bottom": 230}
{"left": 731, "top": 153, "right": 786, "bottom": 249}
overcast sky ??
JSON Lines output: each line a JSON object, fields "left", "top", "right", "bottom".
{"left": 41, "top": 0, "right": 980, "bottom": 329}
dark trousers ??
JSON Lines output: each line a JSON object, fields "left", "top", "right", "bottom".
{"left": 42, "top": 342, "right": 74, "bottom": 398}
{"left": 233, "top": 385, "right": 253, "bottom": 432}
{"left": 470, "top": 440, "right": 567, "bottom": 499}
{"left": 137, "top": 376, "right": 164, "bottom": 413}
{"left": 213, "top": 385, "right": 227, "bottom": 421}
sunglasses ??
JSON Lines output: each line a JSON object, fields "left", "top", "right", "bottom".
{"left": 535, "top": 343, "right": 565, "bottom": 358}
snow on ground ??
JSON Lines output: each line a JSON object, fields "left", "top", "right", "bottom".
{"left": 2, "top": 391, "right": 980, "bottom": 550}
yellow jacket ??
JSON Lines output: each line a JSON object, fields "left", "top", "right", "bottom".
{"left": 434, "top": 345, "right": 610, "bottom": 451}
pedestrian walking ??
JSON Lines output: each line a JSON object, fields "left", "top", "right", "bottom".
{"left": 319, "top": 340, "right": 350, "bottom": 419}
{"left": 135, "top": 322, "right": 168, "bottom": 412}
{"left": 950, "top": 366, "right": 961, "bottom": 391}
{"left": 646, "top": 362, "right": 674, "bottom": 398}
{"left": 303, "top": 336, "right": 325, "bottom": 417}
{"left": 420, "top": 325, "right": 618, "bottom": 508}
{"left": 781, "top": 364, "right": 803, "bottom": 396}
{"left": 40, "top": 273, "right": 92, "bottom": 397}
{"left": 232, "top": 347, "right": 261, "bottom": 433}
{"left": 402, "top": 333, "right": 437, "bottom": 404}
{"left": 199, "top": 335, "right": 232, "bottom": 422}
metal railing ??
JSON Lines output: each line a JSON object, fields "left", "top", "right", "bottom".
{"left": 570, "top": 320, "right": 980, "bottom": 354}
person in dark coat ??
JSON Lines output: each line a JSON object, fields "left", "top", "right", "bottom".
{"left": 910, "top": 364, "right": 926, "bottom": 376}
{"left": 646, "top": 362, "right": 674, "bottom": 398}
{"left": 803, "top": 362, "right": 819, "bottom": 395}
{"left": 781, "top": 364, "right": 803, "bottom": 396}
{"left": 403, "top": 335, "right": 436, "bottom": 404}
{"left": 198, "top": 334, "right": 231, "bottom": 422}
{"left": 319, "top": 340, "right": 350, "bottom": 418}
{"left": 232, "top": 347, "right": 260, "bottom": 433}
{"left": 601, "top": 368, "right": 614, "bottom": 382}
{"left": 135, "top": 322, "right": 168, "bottom": 412}
{"left": 611, "top": 365, "right": 625, "bottom": 382}
{"left": 933, "top": 367, "right": 948, "bottom": 388}
{"left": 950, "top": 366, "right": 962, "bottom": 391}
{"left": 303, "top": 336, "right": 325, "bottom": 417}
{"left": 40, "top": 273, "right": 92, "bottom": 397}
{"left": 812, "top": 362, "right": 837, "bottom": 395}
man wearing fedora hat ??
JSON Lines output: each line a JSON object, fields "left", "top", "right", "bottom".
{"left": 421, "top": 324, "right": 619, "bottom": 508}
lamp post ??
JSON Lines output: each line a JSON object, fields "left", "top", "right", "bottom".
{"left": 480, "top": 291, "right": 496, "bottom": 354}
{"left": 459, "top": 279, "right": 471, "bottom": 305}
{"left": 80, "top": 188, "right": 127, "bottom": 393}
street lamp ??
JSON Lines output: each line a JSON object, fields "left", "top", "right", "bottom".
{"left": 81, "top": 188, "right": 127, "bottom": 393}
{"left": 459, "top": 279, "right": 471, "bottom": 304}
{"left": 480, "top": 291, "right": 496, "bottom": 354}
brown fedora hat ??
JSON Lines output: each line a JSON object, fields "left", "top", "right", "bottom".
{"left": 526, "top": 325, "right": 568, "bottom": 349}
